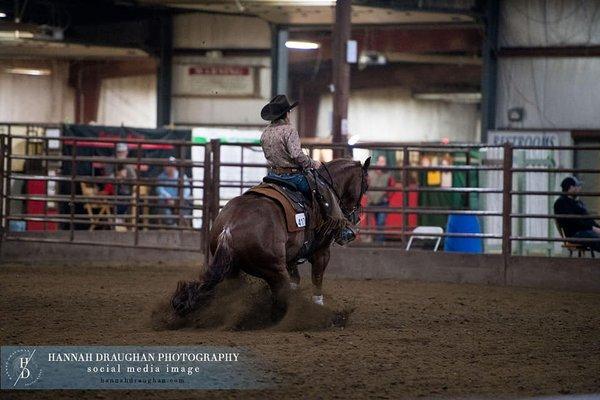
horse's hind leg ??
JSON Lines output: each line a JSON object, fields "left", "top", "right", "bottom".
{"left": 264, "top": 263, "right": 292, "bottom": 321}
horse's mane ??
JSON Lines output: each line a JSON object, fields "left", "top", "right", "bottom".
{"left": 322, "top": 158, "right": 360, "bottom": 174}
{"left": 318, "top": 158, "right": 363, "bottom": 196}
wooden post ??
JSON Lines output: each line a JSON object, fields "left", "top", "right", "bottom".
{"left": 211, "top": 139, "right": 221, "bottom": 229}
{"left": 205, "top": 139, "right": 221, "bottom": 266}
{"left": 0, "top": 134, "right": 5, "bottom": 242}
{"left": 332, "top": 0, "right": 351, "bottom": 157}
{"left": 501, "top": 142, "right": 513, "bottom": 284}
{"left": 69, "top": 140, "right": 77, "bottom": 241}
{"left": 112, "top": 142, "right": 118, "bottom": 230}
{"left": 401, "top": 146, "right": 409, "bottom": 244}
{"left": 177, "top": 144, "right": 185, "bottom": 227}
{"left": 240, "top": 145, "right": 245, "bottom": 196}
{"left": 43, "top": 129, "right": 49, "bottom": 230}
{"left": 5, "top": 132, "right": 12, "bottom": 236}
{"left": 134, "top": 143, "right": 141, "bottom": 245}
{"left": 202, "top": 144, "right": 212, "bottom": 267}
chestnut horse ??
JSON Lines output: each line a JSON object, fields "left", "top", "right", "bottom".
{"left": 171, "top": 157, "right": 370, "bottom": 317}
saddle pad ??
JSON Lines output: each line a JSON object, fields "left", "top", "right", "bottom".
{"left": 246, "top": 184, "right": 306, "bottom": 233}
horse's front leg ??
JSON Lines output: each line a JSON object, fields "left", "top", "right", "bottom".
{"left": 309, "top": 247, "right": 330, "bottom": 306}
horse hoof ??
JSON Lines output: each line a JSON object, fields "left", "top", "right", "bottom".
{"left": 312, "top": 295, "right": 324, "bottom": 306}
{"left": 290, "top": 282, "right": 299, "bottom": 290}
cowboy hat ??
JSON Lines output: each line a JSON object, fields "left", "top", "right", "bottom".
{"left": 260, "top": 94, "right": 298, "bottom": 121}
{"left": 116, "top": 143, "right": 128, "bottom": 152}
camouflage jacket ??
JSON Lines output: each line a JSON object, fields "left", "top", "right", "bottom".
{"left": 260, "top": 120, "right": 317, "bottom": 171}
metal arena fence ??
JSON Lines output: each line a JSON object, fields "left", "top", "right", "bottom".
{"left": 1, "top": 123, "right": 599, "bottom": 261}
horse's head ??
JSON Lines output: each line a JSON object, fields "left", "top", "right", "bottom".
{"left": 322, "top": 157, "right": 370, "bottom": 224}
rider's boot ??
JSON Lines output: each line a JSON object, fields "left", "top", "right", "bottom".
{"left": 314, "top": 188, "right": 357, "bottom": 245}
{"left": 335, "top": 224, "right": 357, "bottom": 246}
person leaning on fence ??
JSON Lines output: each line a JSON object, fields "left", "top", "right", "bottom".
{"left": 553, "top": 176, "right": 600, "bottom": 251}
{"left": 367, "top": 155, "right": 394, "bottom": 242}
{"left": 112, "top": 143, "right": 137, "bottom": 220}
{"left": 106, "top": 143, "right": 137, "bottom": 181}
{"left": 157, "top": 156, "right": 191, "bottom": 226}
{"left": 260, "top": 94, "right": 357, "bottom": 245}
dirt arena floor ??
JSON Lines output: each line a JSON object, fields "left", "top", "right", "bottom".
{"left": 1, "top": 261, "right": 600, "bottom": 399}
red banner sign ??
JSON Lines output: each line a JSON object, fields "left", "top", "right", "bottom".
{"left": 188, "top": 66, "right": 250, "bottom": 76}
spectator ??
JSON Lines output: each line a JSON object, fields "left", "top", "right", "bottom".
{"left": 105, "top": 143, "right": 136, "bottom": 177}
{"left": 110, "top": 143, "right": 137, "bottom": 226}
{"left": 113, "top": 164, "right": 132, "bottom": 224}
{"left": 157, "top": 156, "right": 191, "bottom": 226}
{"left": 100, "top": 143, "right": 137, "bottom": 230}
{"left": 367, "top": 155, "right": 394, "bottom": 242}
{"left": 554, "top": 176, "right": 600, "bottom": 251}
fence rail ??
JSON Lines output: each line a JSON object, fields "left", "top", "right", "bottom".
{"left": 0, "top": 130, "right": 212, "bottom": 258}
{"left": 1, "top": 124, "right": 599, "bottom": 263}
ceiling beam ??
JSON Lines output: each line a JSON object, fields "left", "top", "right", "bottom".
{"left": 291, "top": 61, "right": 481, "bottom": 93}
{"left": 288, "top": 27, "right": 482, "bottom": 64}
{"left": 498, "top": 46, "right": 600, "bottom": 58}
{"left": 353, "top": 0, "right": 479, "bottom": 16}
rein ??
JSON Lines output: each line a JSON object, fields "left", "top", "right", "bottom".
{"left": 314, "top": 162, "right": 367, "bottom": 224}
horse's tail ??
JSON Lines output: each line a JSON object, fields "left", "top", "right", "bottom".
{"left": 170, "top": 227, "right": 233, "bottom": 317}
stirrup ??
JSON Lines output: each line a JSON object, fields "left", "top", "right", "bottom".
{"left": 335, "top": 227, "right": 356, "bottom": 246}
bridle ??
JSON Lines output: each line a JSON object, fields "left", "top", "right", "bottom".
{"left": 316, "top": 162, "right": 368, "bottom": 225}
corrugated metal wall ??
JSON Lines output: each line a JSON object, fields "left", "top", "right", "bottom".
{"left": 97, "top": 75, "right": 157, "bottom": 128}
{"left": 171, "top": 13, "right": 272, "bottom": 127}
{"left": 496, "top": 0, "right": 600, "bottom": 129}
{"left": 0, "top": 60, "right": 74, "bottom": 124}
{"left": 316, "top": 87, "right": 481, "bottom": 142}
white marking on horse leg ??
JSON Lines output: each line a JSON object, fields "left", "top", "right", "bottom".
{"left": 312, "top": 295, "right": 324, "bottom": 306}
{"left": 290, "top": 282, "right": 299, "bottom": 290}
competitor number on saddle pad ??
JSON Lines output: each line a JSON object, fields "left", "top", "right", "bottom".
{"left": 295, "top": 213, "right": 306, "bottom": 228}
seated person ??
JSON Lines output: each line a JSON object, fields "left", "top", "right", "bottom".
{"left": 105, "top": 142, "right": 137, "bottom": 196}
{"left": 554, "top": 176, "right": 600, "bottom": 251}
{"left": 156, "top": 157, "right": 191, "bottom": 226}
{"left": 114, "top": 163, "right": 136, "bottom": 222}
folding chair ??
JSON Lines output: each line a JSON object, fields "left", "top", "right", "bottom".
{"left": 406, "top": 226, "right": 444, "bottom": 251}
{"left": 555, "top": 220, "right": 595, "bottom": 258}
{"left": 80, "top": 182, "right": 111, "bottom": 230}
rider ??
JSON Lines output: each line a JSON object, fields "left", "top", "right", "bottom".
{"left": 260, "top": 94, "right": 356, "bottom": 245}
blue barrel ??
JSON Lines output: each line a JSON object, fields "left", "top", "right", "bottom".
{"left": 444, "top": 214, "right": 483, "bottom": 253}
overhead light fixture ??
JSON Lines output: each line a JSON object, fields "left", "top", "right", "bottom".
{"left": 0, "top": 22, "right": 63, "bottom": 41}
{"left": 0, "top": 30, "right": 35, "bottom": 40}
{"left": 265, "top": 1, "right": 335, "bottom": 4}
{"left": 285, "top": 40, "right": 320, "bottom": 50}
{"left": 5, "top": 67, "right": 52, "bottom": 76}
{"left": 0, "top": 12, "right": 7, "bottom": 18}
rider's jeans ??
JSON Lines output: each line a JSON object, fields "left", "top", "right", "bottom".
{"left": 267, "top": 171, "right": 310, "bottom": 197}
{"left": 267, "top": 171, "right": 349, "bottom": 232}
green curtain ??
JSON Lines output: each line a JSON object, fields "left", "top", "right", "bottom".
{"left": 418, "top": 150, "right": 480, "bottom": 228}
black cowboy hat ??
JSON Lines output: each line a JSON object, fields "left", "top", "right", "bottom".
{"left": 261, "top": 94, "right": 298, "bottom": 121}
